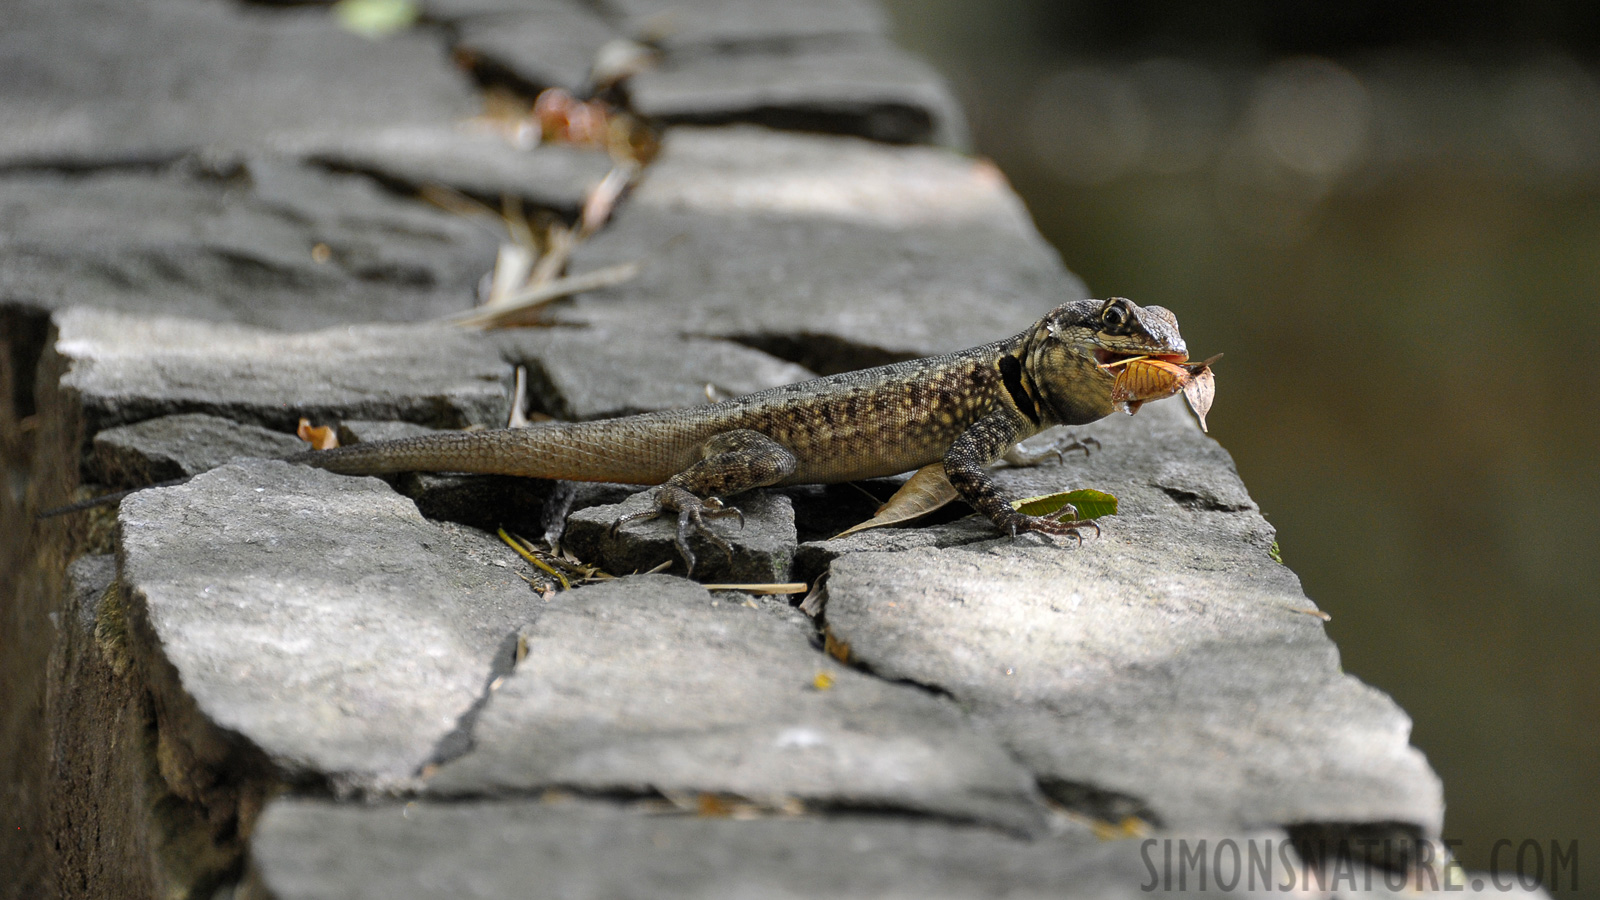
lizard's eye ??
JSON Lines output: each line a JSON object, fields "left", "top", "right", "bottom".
{"left": 1100, "top": 300, "right": 1128, "bottom": 330}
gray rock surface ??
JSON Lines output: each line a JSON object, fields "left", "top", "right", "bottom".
{"left": 55, "top": 307, "right": 512, "bottom": 433}
{"left": 2, "top": 0, "right": 1457, "bottom": 893}
{"left": 493, "top": 327, "right": 815, "bottom": 420}
{"left": 335, "top": 420, "right": 443, "bottom": 445}
{"left": 90, "top": 412, "right": 308, "bottom": 487}
{"left": 820, "top": 401, "right": 1445, "bottom": 835}
{"left": 559, "top": 126, "right": 1087, "bottom": 368}
{"left": 292, "top": 126, "right": 616, "bottom": 218}
{"left": 1, "top": 0, "right": 477, "bottom": 167}
{"left": 247, "top": 797, "right": 1299, "bottom": 900}
{"left": 629, "top": 41, "right": 968, "bottom": 147}
{"left": 429, "top": 576, "right": 1049, "bottom": 833}
{"left": 0, "top": 161, "right": 498, "bottom": 330}
{"left": 118, "top": 461, "right": 540, "bottom": 785}
{"left": 451, "top": 6, "right": 618, "bottom": 93}
{"left": 565, "top": 489, "right": 797, "bottom": 581}
{"left": 602, "top": 0, "right": 889, "bottom": 48}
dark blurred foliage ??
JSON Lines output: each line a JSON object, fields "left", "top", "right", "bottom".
{"left": 885, "top": 0, "right": 1600, "bottom": 889}
{"left": 1009, "top": 0, "right": 1600, "bottom": 58}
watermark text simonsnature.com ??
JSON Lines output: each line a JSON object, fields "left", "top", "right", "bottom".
{"left": 1139, "top": 837, "right": 1576, "bottom": 892}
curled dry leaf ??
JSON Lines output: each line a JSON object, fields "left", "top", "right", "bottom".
{"left": 1182, "top": 365, "right": 1216, "bottom": 432}
{"left": 832, "top": 463, "right": 957, "bottom": 539}
{"left": 1108, "top": 354, "right": 1220, "bottom": 432}
{"left": 579, "top": 164, "right": 638, "bottom": 239}
{"left": 534, "top": 88, "right": 610, "bottom": 147}
{"left": 1110, "top": 358, "right": 1189, "bottom": 406}
{"left": 296, "top": 418, "right": 339, "bottom": 450}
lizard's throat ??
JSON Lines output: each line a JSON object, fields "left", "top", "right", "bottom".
{"left": 1030, "top": 348, "right": 1119, "bottom": 427}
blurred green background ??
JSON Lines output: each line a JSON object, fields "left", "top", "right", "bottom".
{"left": 882, "top": 0, "right": 1599, "bottom": 886}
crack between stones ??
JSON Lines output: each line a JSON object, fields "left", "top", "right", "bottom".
{"left": 721, "top": 330, "right": 915, "bottom": 377}
{"left": 413, "top": 783, "right": 1040, "bottom": 837}
{"left": 419, "top": 629, "right": 526, "bottom": 773}
{"left": 1156, "top": 484, "right": 1253, "bottom": 512}
{"left": 0, "top": 152, "right": 190, "bottom": 179}
{"left": 1284, "top": 820, "right": 1431, "bottom": 878}
{"left": 1033, "top": 776, "right": 1163, "bottom": 829}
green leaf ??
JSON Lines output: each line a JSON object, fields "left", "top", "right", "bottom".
{"left": 1010, "top": 488, "right": 1118, "bottom": 520}
{"left": 333, "top": 0, "right": 419, "bottom": 38}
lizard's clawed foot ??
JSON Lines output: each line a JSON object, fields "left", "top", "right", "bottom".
{"left": 672, "top": 499, "right": 739, "bottom": 575}
{"left": 1002, "top": 432, "right": 1102, "bottom": 467}
{"left": 1001, "top": 508, "right": 1101, "bottom": 547}
{"left": 609, "top": 487, "right": 742, "bottom": 575}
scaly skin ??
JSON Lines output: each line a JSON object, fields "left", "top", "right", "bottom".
{"left": 293, "top": 298, "right": 1191, "bottom": 570}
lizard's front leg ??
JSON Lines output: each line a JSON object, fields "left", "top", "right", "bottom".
{"left": 611, "top": 429, "right": 798, "bottom": 573}
{"left": 945, "top": 410, "right": 1100, "bottom": 544}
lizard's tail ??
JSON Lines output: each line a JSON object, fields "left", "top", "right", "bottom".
{"left": 289, "top": 419, "right": 699, "bottom": 486}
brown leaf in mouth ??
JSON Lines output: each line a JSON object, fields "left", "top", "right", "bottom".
{"left": 1109, "top": 356, "right": 1218, "bottom": 431}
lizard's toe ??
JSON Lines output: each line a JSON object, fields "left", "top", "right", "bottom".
{"left": 609, "top": 506, "right": 663, "bottom": 537}
{"left": 672, "top": 506, "right": 736, "bottom": 574}
{"left": 672, "top": 510, "right": 700, "bottom": 575}
{"left": 1002, "top": 511, "right": 1099, "bottom": 547}
{"left": 701, "top": 500, "right": 745, "bottom": 530}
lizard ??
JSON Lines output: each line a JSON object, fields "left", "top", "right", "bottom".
{"left": 283, "top": 296, "right": 1194, "bottom": 571}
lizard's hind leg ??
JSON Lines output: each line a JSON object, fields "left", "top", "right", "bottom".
{"left": 610, "top": 430, "right": 798, "bottom": 574}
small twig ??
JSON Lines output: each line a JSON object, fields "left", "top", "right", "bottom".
{"left": 507, "top": 366, "right": 532, "bottom": 428}
{"left": 445, "top": 262, "right": 640, "bottom": 328}
{"left": 701, "top": 583, "right": 808, "bottom": 595}
{"left": 498, "top": 527, "right": 571, "bottom": 590}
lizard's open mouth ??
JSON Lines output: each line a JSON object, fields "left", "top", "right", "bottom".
{"left": 1094, "top": 348, "right": 1188, "bottom": 369}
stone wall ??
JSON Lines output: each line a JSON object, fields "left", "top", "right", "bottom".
{"left": 2, "top": 0, "right": 1456, "bottom": 896}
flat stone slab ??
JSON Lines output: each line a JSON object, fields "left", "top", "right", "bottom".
{"left": 449, "top": 4, "right": 617, "bottom": 93}
{"left": 493, "top": 327, "right": 814, "bottom": 420}
{"left": 54, "top": 307, "right": 511, "bottom": 434}
{"left": 819, "top": 400, "right": 1445, "bottom": 836}
{"left": 248, "top": 797, "right": 1316, "bottom": 899}
{"left": 427, "top": 576, "right": 1049, "bottom": 833}
{"left": 1, "top": 161, "right": 498, "bottom": 330}
{"left": 559, "top": 126, "right": 1087, "bottom": 370}
{"left": 629, "top": 41, "right": 967, "bottom": 147}
{"left": 564, "top": 490, "right": 797, "bottom": 581}
{"left": 335, "top": 420, "right": 442, "bottom": 446}
{"left": 603, "top": 0, "right": 889, "bottom": 48}
{"left": 118, "top": 461, "right": 541, "bottom": 785}
{"left": 90, "top": 412, "right": 307, "bottom": 487}
{"left": 289, "top": 126, "right": 616, "bottom": 218}
{"left": 0, "top": 0, "right": 477, "bottom": 167}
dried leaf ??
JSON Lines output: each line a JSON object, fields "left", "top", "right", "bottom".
{"left": 1110, "top": 357, "right": 1191, "bottom": 405}
{"left": 1010, "top": 488, "right": 1118, "bottom": 520}
{"left": 579, "top": 164, "right": 638, "bottom": 238}
{"left": 1182, "top": 365, "right": 1216, "bottom": 432}
{"left": 823, "top": 628, "right": 850, "bottom": 663}
{"left": 1109, "top": 354, "right": 1220, "bottom": 431}
{"left": 812, "top": 672, "right": 835, "bottom": 691}
{"left": 798, "top": 577, "right": 828, "bottom": 617}
{"left": 533, "top": 88, "right": 611, "bottom": 147}
{"left": 832, "top": 464, "right": 957, "bottom": 539}
{"left": 296, "top": 418, "right": 339, "bottom": 450}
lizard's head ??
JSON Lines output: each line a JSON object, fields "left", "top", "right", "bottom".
{"left": 1022, "top": 297, "right": 1189, "bottom": 425}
